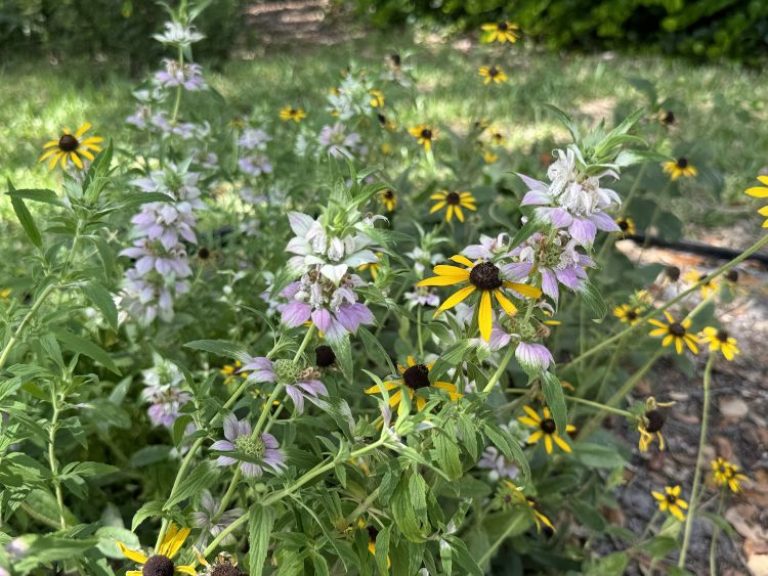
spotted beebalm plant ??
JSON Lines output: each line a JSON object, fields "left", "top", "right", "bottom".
{"left": 2, "top": 7, "right": 766, "bottom": 576}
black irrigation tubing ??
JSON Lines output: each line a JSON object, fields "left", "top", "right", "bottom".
{"left": 625, "top": 234, "right": 768, "bottom": 267}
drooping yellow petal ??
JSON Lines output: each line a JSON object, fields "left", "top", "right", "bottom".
{"left": 117, "top": 542, "right": 148, "bottom": 565}
{"left": 43, "top": 139, "right": 59, "bottom": 148}
{"left": 522, "top": 406, "right": 541, "bottom": 422}
{"left": 454, "top": 206, "right": 465, "bottom": 222}
{"left": 388, "top": 390, "right": 402, "bottom": 408}
{"left": 75, "top": 122, "right": 92, "bottom": 138}
{"left": 433, "top": 265, "right": 471, "bottom": 279}
{"left": 163, "top": 525, "right": 190, "bottom": 559}
{"left": 446, "top": 205, "right": 454, "bottom": 222}
{"left": 430, "top": 192, "right": 447, "bottom": 200}
{"left": 417, "top": 275, "right": 467, "bottom": 287}
{"left": 70, "top": 152, "right": 84, "bottom": 170}
{"left": 416, "top": 396, "right": 427, "bottom": 411}
{"left": 544, "top": 435, "right": 553, "bottom": 454}
{"left": 494, "top": 290, "right": 518, "bottom": 316}
{"left": 518, "top": 417, "right": 539, "bottom": 428}
{"left": 176, "top": 565, "right": 198, "bottom": 575}
{"left": 503, "top": 282, "right": 541, "bottom": 298}
{"left": 406, "top": 356, "right": 416, "bottom": 367}
{"left": 430, "top": 201, "right": 447, "bottom": 214}
{"left": 674, "top": 337, "right": 683, "bottom": 355}
{"left": 478, "top": 290, "right": 493, "bottom": 341}
{"left": 449, "top": 254, "right": 474, "bottom": 268}
{"left": 553, "top": 434, "right": 572, "bottom": 453}
{"left": 527, "top": 430, "right": 543, "bottom": 444}
{"left": 435, "top": 285, "right": 476, "bottom": 315}
{"left": 651, "top": 491, "right": 665, "bottom": 501}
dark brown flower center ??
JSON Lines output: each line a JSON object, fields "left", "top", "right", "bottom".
{"left": 626, "top": 309, "right": 638, "bottom": 321}
{"left": 725, "top": 270, "right": 739, "bottom": 283}
{"left": 383, "top": 189, "right": 394, "bottom": 200}
{"left": 489, "top": 66, "right": 499, "bottom": 77}
{"left": 390, "top": 53, "right": 401, "bottom": 66}
{"left": 446, "top": 191, "right": 461, "bottom": 205}
{"left": 665, "top": 266, "right": 681, "bottom": 282}
{"left": 645, "top": 409, "right": 665, "bottom": 433}
{"left": 143, "top": 555, "right": 174, "bottom": 576}
{"left": 540, "top": 418, "right": 556, "bottom": 434}
{"left": 668, "top": 323, "right": 686, "bottom": 337}
{"left": 676, "top": 157, "right": 688, "bottom": 168}
{"left": 662, "top": 111, "right": 675, "bottom": 125}
{"left": 666, "top": 493, "right": 678, "bottom": 504}
{"left": 618, "top": 219, "right": 629, "bottom": 231}
{"left": 498, "top": 22, "right": 508, "bottom": 31}
{"left": 58, "top": 134, "right": 79, "bottom": 152}
{"left": 315, "top": 345, "right": 336, "bottom": 368}
{"left": 366, "top": 525, "right": 380, "bottom": 541}
{"left": 211, "top": 563, "right": 242, "bottom": 576}
{"left": 469, "top": 262, "right": 502, "bottom": 290}
{"left": 403, "top": 364, "right": 430, "bottom": 389}
{"left": 377, "top": 113, "right": 387, "bottom": 126}
{"left": 420, "top": 128, "right": 432, "bottom": 139}
{"left": 197, "top": 247, "right": 210, "bottom": 260}
{"left": 716, "top": 329, "right": 729, "bottom": 343}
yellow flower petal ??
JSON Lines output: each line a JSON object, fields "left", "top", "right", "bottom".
{"left": 478, "top": 290, "right": 493, "bottom": 341}
{"left": 494, "top": 290, "right": 518, "bottom": 316}
{"left": 449, "top": 254, "right": 474, "bottom": 268}
{"left": 433, "top": 265, "right": 471, "bottom": 279}
{"left": 435, "top": 285, "right": 476, "bottom": 315}
{"left": 553, "top": 434, "right": 572, "bottom": 453}
{"left": 117, "top": 542, "right": 148, "bottom": 565}
{"left": 75, "top": 122, "right": 92, "bottom": 138}
{"left": 522, "top": 405, "right": 541, "bottom": 422}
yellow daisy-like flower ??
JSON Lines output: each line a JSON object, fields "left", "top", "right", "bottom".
{"left": 613, "top": 303, "right": 642, "bottom": 326}
{"left": 369, "top": 89, "right": 385, "bottom": 108}
{"left": 518, "top": 405, "right": 576, "bottom": 455}
{"left": 480, "top": 21, "right": 520, "bottom": 44}
{"left": 279, "top": 106, "right": 306, "bottom": 123}
{"left": 220, "top": 360, "right": 247, "bottom": 385}
{"left": 358, "top": 254, "right": 382, "bottom": 280}
{"left": 662, "top": 157, "right": 697, "bottom": 181}
{"left": 616, "top": 216, "right": 636, "bottom": 236}
{"left": 429, "top": 190, "right": 477, "bottom": 223}
{"left": 637, "top": 409, "right": 666, "bottom": 452}
{"left": 700, "top": 327, "right": 740, "bottom": 361}
{"left": 118, "top": 524, "right": 196, "bottom": 576}
{"left": 379, "top": 189, "right": 397, "bottom": 212}
{"left": 652, "top": 485, "right": 688, "bottom": 521}
{"left": 648, "top": 311, "right": 699, "bottom": 355}
{"left": 682, "top": 269, "right": 719, "bottom": 298}
{"left": 408, "top": 124, "right": 437, "bottom": 152}
{"left": 745, "top": 175, "right": 768, "bottom": 227}
{"left": 417, "top": 255, "right": 541, "bottom": 341}
{"left": 711, "top": 457, "right": 748, "bottom": 493}
{"left": 39, "top": 122, "right": 103, "bottom": 171}
{"left": 499, "top": 481, "right": 555, "bottom": 533}
{"left": 482, "top": 149, "right": 499, "bottom": 164}
{"left": 478, "top": 65, "right": 508, "bottom": 85}
{"left": 364, "top": 355, "right": 462, "bottom": 412}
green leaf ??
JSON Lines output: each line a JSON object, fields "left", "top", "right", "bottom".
{"left": 445, "top": 535, "right": 483, "bottom": 576}
{"left": 433, "top": 424, "right": 463, "bottom": 480}
{"left": 582, "top": 280, "right": 608, "bottom": 321}
{"left": 391, "top": 471, "right": 428, "bottom": 542}
{"left": 83, "top": 140, "right": 114, "bottom": 192}
{"left": 573, "top": 443, "right": 627, "bottom": 469}
{"left": 584, "top": 551, "right": 628, "bottom": 576}
{"left": 329, "top": 335, "right": 353, "bottom": 382}
{"left": 543, "top": 104, "right": 580, "bottom": 142}
{"left": 164, "top": 462, "right": 218, "bottom": 509}
{"left": 184, "top": 339, "right": 253, "bottom": 363}
{"left": 6, "top": 188, "right": 62, "bottom": 206}
{"left": 14, "top": 535, "right": 98, "bottom": 572}
{"left": 248, "top": 504, "right": 276, "bottom": 576}
{"left": 482, "top": 422, "right": 530, "bottom": 481}
{"left": 429, "top": 341, "right": 470, "bottom": 383}
{"left": 374, "top": 526, "right": 391, "bottom": 576}
{"left": 53, "top": 329, "right": 120, "bottom": 375}
{"left": 131, "top": 500, "right": 164, "bottom": 531}
{"left": 8, "top": 180, "right": 43, "bottom": 249}
{"left": 541, "top": 372, "right": 568, "bottom": 435}
{"left": 82, "top": 282, "right": 118, "bottom": 331}
{"left": 96, "top": 526, "right": 141, "bottom": 559}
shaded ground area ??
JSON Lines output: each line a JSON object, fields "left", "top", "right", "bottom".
{"left": 607, "top": 231, "right": 768, "bottom": 575}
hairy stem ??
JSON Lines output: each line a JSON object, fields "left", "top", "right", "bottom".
{"left": 0, "top": 283, "right": 57, "bottom": 372}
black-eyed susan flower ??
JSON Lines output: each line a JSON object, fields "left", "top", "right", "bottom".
{"left": 745, "top": 176, "right": 768, "bottom": 227}
{"left": 379, "top": 189, "right": 397, "bottom": 212}
{"left": 652, "top": 485, "right": 688, "bottom": 521}
{"left": 315, "top": 344, "right": 336, "bottom": 368}
{"left": 197, "top": 553, "right": 242, "bottom": 576}
{"left": 220, "top": 360, "right": 247, "bottom": 385}
{"left": 711, "top": 457, "right": 748, "bottom": 493}
{"left": 616, "top": 216, "right": 636, "bottom": 236}
{"left": 279, "top": 106, "right": 306, "bottom": 123}
{"left": 700, "top": 327, "right": 740, "bottom": 361}
{"left": 481, "top": 21, "right": 520, "bottom": 44}
{"left": 683, "top": 269, "right": 719, "bottom": 298}
{"left": 659, "top": 110, "right": 676, "bottom": 126}
{"left": 417, "top": 255, "right": 541, "bottom": 341}
{"left": 369, "top": 89, "right": 385, "bottom": 108}
{"left": 648, "top": 311, "right": 699, "bottom": 355}
{"left": 118, "top": 524, "right": 196, "bottom": 575}
{"left": 39, "top": 122, "right": 103, "bottom": 170}
{"left": 408, "top": 124, "right": 437, "bottom": 152}
{"left": 637, "top": 408, "right": 666, "bottom": 452}
{"left": 478, "top": 65, "right": 508, "bottom": 85}
{"left": 662, "top": 157, "right": 697, "bottom": 181}
{"left": 429, "top": 190, "right": 477, "bottom": 223}
{"left": 518, "top": 405, "right": 576, "bottom": 455}
{"left": 498, "top": 481, "right": 554, "bottom": 533}
{"left": 364, "top": 355, "right": 461, "bottom": 412}
{"left": 613, "top": 303, "right": 642, "bottom": 326}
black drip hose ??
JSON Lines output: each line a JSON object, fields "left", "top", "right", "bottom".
{"left": 625, "top": 234, "right": 768, "bottom": 267}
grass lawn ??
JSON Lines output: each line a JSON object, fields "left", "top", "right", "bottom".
{"left": 2, "top": 35, "right": 766, "bottom": 226}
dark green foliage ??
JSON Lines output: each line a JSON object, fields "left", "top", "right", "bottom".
{"left": 0, "top": 0, "right": 243, "bottom": 68}
{"left": 352, "top": 0, "right": 768, "bottom": 63}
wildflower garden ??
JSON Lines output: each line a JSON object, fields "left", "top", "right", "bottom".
{"left": 1, "top": 1, "right": 768, "bottom": 575}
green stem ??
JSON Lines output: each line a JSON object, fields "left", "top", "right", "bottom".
{"left": 344, "top": 487, "right": 381, "bottom": 524}
{"left": 501, "top": 389, "right": 634, "bottom": 418}
{"left": 155, "top": 375, "right": 252, "bottom": 548}
{"left": 678, "top": 354, "right": 715, "bottom": 569}
{"left": 47, "top": 384, "right": 66, "bottom": 529}
{"left": 594, "top": 332, "right": 629, "bottom": 400}
{"left": 203, "top": 437, "right": 387, "bottom": 557}
{"left": 564, "top": 233, "right": 768, "bottom": 370}
{"left": 416, "top": 307, "right": 424, "bottom": 358}
{"left": 0, "top": 282, "right": 57, "bottom": 372}
{"left": 578, "top": 349, "right": 664, "bottom": 440}
{"left": 482, "top": 345, "right": 515, "bottom": 394}
{"left": 170, "top": 46, "right": 184, "bottom": 124}
{"left": 477, "top": 513, "right": 529, "bottom": 567}
{"left": 709, "top": 490, "right": 725, "bottom": 576}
